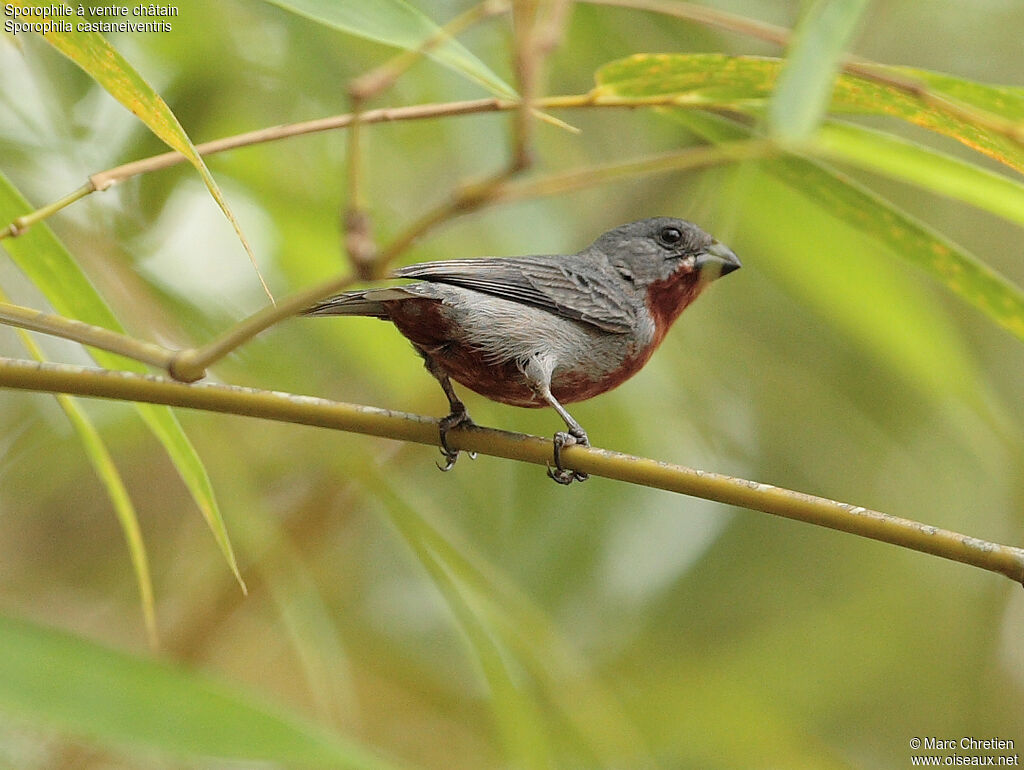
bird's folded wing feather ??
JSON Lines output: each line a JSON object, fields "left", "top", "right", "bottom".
{"left": 393, "top": 257, "right": 634, "bottom": 333}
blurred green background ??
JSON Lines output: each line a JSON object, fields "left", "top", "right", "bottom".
{"left": 0, "top": 0, "right": 1022, "bottom": 767}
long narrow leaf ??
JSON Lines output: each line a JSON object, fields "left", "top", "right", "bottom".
{"left": 687, "top": 111, "right": 1024, "bottom": 343}
{"left": 594, "top": 59, "right": 1024, "bottom": 340}
{"left": 595, "top": 53, "right": 1024, "bottom": 172}
{"left": 0, "top": 172, "right": 245, "bottom": 589}
{"left": 810, "top": 121, "right": 1024, "bottom": 228}
{"left": 55, "top": 398, "right": 159, "bottom": 647}
{"left": 262, "top": 0, "right": 516, "bottom": 98}
{"left": 768, "top": 0, "right": 872, "bottom": 139}
{"left": 0, "top": 613, "right": 399, "bottom": 768}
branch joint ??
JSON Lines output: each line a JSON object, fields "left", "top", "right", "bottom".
{"left": 167, "top": 350, "right": 207, "bottom": 383}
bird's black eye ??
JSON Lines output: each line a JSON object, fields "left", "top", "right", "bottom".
{"left": 658, "top": 226, "right": 683, "bottom": 246}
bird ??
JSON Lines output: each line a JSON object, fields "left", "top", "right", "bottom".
{"left": 304, "top": 217, "right": 740, "bottom": 484}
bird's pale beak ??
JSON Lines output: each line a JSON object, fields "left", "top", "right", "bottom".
{"left": 696, "top": 241, "right": 742, "bottom": 278}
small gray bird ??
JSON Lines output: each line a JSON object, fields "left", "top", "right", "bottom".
{"left": 305, "top": 217, "right": 740, "bottom": 483}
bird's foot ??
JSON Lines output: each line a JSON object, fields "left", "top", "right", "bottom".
{"left": 436, "top": 408, "right": 476, "bottom": 472}
{"left": 547, "top": 429, "right": 589, "bottom": 485}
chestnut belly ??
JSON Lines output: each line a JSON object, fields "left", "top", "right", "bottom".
{"left": 387, "top": 296, "right": 652, "bottom": 407}
{"left": 426, "top": 337, "right": 652, "bottom": 408}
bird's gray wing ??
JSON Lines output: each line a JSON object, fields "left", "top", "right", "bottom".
{"left": 393, "top": 256, "right": 635, "bottom": 333}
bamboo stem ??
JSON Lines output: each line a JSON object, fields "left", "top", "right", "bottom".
{"left": 2, "top": 356, "right": 1021, "bottom": 586}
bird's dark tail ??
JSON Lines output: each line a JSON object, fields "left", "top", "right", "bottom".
{"left": 302, "top": 287, "right": 413, "bottom": 318}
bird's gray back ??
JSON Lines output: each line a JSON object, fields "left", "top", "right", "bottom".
{"left": 393, "top": 252, "right": 639, "bottom": 333}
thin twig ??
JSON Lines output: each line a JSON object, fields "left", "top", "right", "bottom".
{"left": 2, "top": 356, "right": 1021, "bottom": 586}
{"left": 511, "top": 0, "right": 540, "bottom": 170}
{"left": 378, "top": 139, "right": 774, "bottom": 258}
{"left": 371, "top": 166, "right": 520, "bottom": 271}
{"left": 88, "top": 99, "right": 511, "bottom": 191}
{"left": 167, "top": 274, "right": 357, "bottom": 382}
{"left": 0, "top": 183, "right": 93, "bottom": 239}
{"left": 0, "top": 300, "right": 178, "bottom": 371}
{"left": 343, "top": 1, "right": 512, "bottom": 275}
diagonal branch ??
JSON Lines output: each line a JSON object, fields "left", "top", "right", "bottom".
{"left": 1, "top": 356, "right": 1022, "bottom": 587}
{"left": 0, "top": 99, "right": 513, "bottom": 241}
{"left": 0, "top": 300, "right": 178, "bottom": 371}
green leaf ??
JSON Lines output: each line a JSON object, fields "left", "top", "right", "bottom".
{"left": 0, "top": 613, "right": 399, "bottom": 768}
{"left": 7, "top": 0, "right": 270, "bottom": 298}
{"left": 262, "top": 0, "right": 516, "bottom": 98}
{"left": 595, "top": 53, "right": 1024, "bottom": 172}
{"left": 811, "top": 121, "right": 1024, "bottom": 229}
{"left": 55, "top": 397, "right": 159, "bottom": 648}
{"left": 668, "top": 110, "right": 1024, "bottom": 344}
{"left": 768, "top": 0, "right": 871, "bottom": 139}
{"left": 0, "top": 171, "right": 246, "bottom": 590}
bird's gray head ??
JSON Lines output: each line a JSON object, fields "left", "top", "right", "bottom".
{"left": 589, "top": 217, "right": 741, "bottom": 288}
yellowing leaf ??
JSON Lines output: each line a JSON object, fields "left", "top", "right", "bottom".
{"left": 596, "top": 54, "right": 1024, "bottom": 172}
